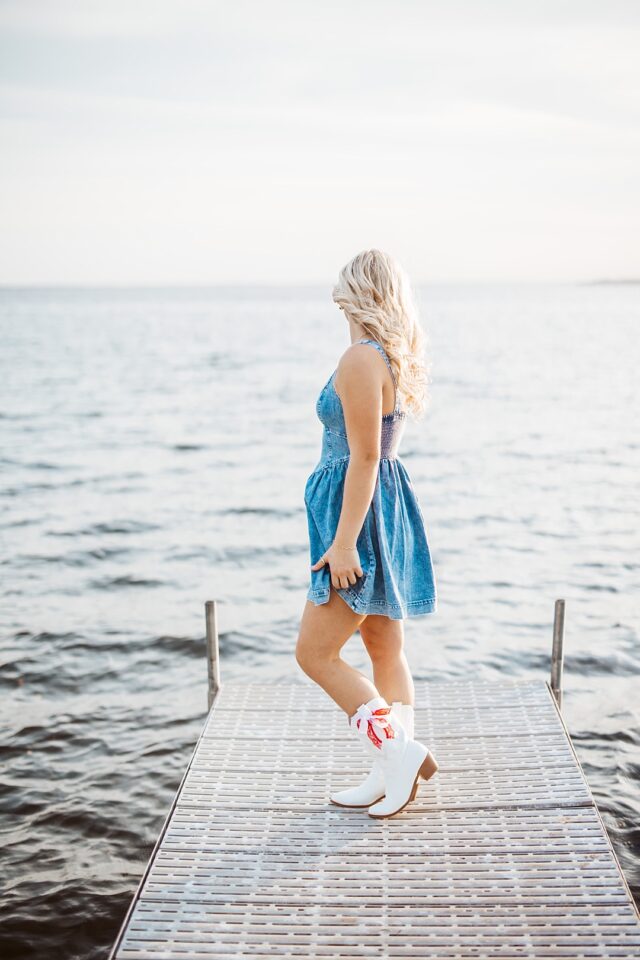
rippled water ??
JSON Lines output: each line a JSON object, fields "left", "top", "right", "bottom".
{"left": 1, "top": 284, "right": 638, "bottom": 959}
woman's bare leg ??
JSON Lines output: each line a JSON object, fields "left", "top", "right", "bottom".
{"left": 295, "top": 587, "right": 378, "bottom": 716}
{"left": 359, "top": 614, "right": 414, "bottom": 705}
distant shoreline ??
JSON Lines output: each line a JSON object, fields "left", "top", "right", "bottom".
{"left": 586, "top": 279, "right": 640, "bottom": 286}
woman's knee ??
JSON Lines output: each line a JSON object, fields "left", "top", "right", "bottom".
{"left": 295, "top": 632, "right": 326, "bottom": 679}
{"left": 296, "top": 591, "right": 364, "bottom": 679}
{"left": 295, "top": 635, "right": 312, "bottom": 676}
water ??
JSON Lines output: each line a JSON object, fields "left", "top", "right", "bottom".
{"left": 1, "top": 283, "right": 638, "bottom": 959}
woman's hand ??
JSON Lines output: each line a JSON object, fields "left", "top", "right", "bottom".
{"left": 311, "top": 542, "right": 364, "bottom": 590}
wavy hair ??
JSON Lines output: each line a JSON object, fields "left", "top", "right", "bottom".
{"left": 332, "top": 249, "right": 431, "bottom": 419}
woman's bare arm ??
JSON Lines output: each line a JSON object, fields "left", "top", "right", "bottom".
{"left": 333, "top": 346, "right": 383, "bottom": 546}
{"left": 310, "top": 345, "right": 384, "bottom": 590}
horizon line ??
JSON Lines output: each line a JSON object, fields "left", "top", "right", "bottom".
{"left": 1, "top": 278, "right": 637, "bottom": 290}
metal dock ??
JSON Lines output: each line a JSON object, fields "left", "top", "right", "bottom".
{"left": 110, "top": 605, "right": 640, "bottom": 958}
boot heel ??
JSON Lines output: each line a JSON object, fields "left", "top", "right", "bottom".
{"left": 419, "top": 751, "right": 439, "bottom": 782}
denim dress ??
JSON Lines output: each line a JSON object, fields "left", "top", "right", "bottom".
{"left": 304, "top": 338, "right": 437, "bottom": 620}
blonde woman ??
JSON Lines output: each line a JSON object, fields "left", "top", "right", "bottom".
{"left": 296, "top": 249, "right": 439, "bottom": 819}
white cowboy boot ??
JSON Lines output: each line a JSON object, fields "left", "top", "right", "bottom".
{"left": 332, "top": 693, "right": 431, "bottom": 818}
{"left": 330, "top": 700, "right": 412, "bottom": 808}
{"left": 367, "top": 701, "right": 439, "bottom": 819}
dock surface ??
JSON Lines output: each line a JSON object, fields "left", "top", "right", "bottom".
{"left": 111, "top": 679, "right": 640, "bottom": 958}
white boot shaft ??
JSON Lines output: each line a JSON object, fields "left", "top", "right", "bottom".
{"left": 391, "top": 701, "right": 414, "bottom": 740}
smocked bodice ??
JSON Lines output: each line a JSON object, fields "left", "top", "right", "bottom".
{"left": 312, "top": 339, "right": 407, "bottom": 470}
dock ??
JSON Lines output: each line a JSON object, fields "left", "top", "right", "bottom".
{"left": 110, "top": 603, "right": 640, "bottom": 958}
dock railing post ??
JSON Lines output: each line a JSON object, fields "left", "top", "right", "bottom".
{"left": 205, "top": 599, "right": 220, "bottom": 710}
{"left": 550, "top": 598, "right": 565, "bottom": 709}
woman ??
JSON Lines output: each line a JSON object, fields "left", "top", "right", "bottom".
{"left": 296, "top": 248, "right": 439, "bottom": 819}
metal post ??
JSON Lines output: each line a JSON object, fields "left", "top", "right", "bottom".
{"left": 205, "top": 600, "right": 220, "bottom": 709}
{"left": 550, "top": 598, "right": 565, "bottom": 709}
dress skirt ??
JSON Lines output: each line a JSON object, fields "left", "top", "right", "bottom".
{"left": 304, "top": 456, "right": 437, "bottom": 621}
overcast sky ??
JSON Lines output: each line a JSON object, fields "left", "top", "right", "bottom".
{"left": 0, "top": 0, "right": 638, "bottom": 284}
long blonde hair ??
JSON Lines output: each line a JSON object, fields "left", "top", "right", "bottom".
{"left": 332, "top": 249, "right": 431, "bottom": 419}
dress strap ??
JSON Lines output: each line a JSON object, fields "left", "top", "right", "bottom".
{"left": 355, "top": 338, "right": 399, "bottom": 410}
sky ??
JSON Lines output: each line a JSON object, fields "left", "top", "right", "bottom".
{"left": 0, "top": 0, "right": 639, "bottom": 285}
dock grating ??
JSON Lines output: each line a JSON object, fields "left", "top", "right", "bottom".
{"left": 111, "top": 679, "right": 640, "bottom": 958}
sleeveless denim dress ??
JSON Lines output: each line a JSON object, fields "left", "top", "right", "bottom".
{"left": 304, "top": 338, "right": 437, "bottom": 620}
